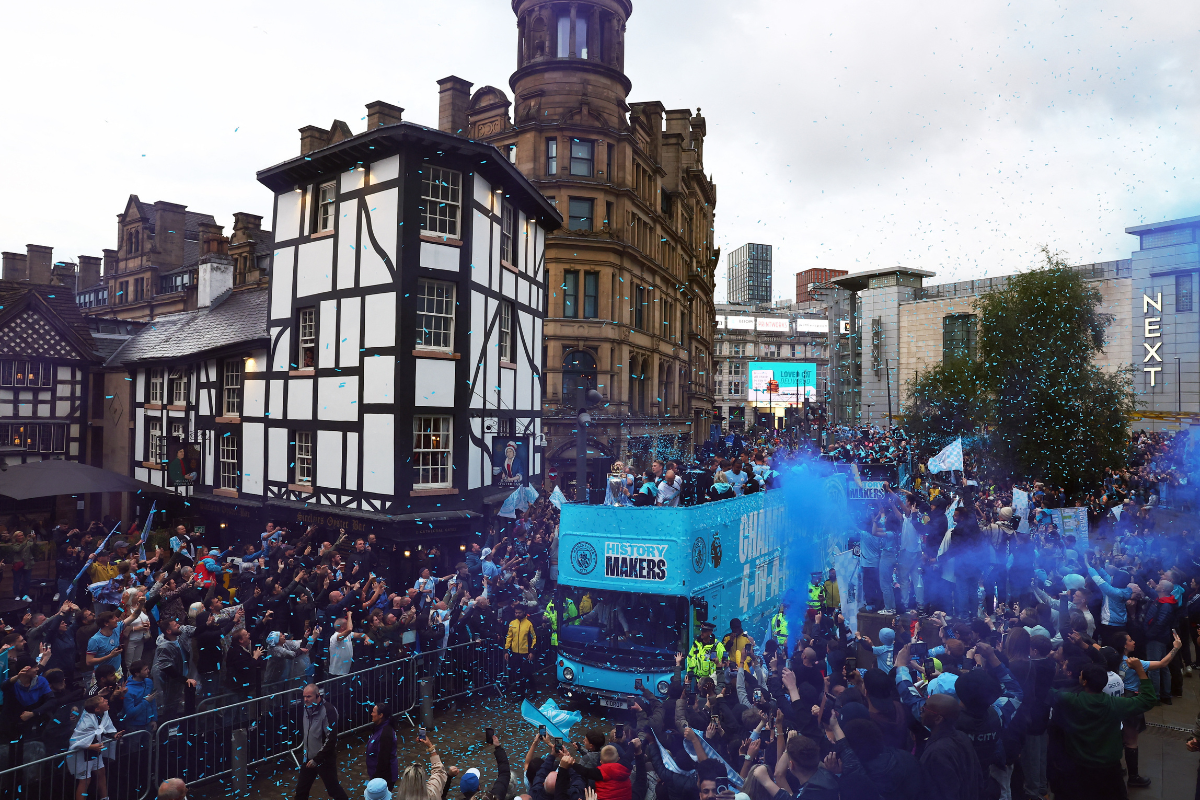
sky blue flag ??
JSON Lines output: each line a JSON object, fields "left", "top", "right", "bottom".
{"left": 69, "top": 520, "right": 122, "bottom": 593}
{"left": 138, "top": 500, "right": 157, "bottom": 561}
{"left": 650, "top": 730, "right": 744, "bottom": 789}
{"left": 519, "top": 699, "right": 570, "bottom": 740}
{"left": 927, "top": 437, "right": 963, "bottom": 474}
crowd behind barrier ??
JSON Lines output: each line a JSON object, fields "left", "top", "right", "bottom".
{"left": 3, "top": 426, "right": 1200, "bottom": 800}
{"left": 0, "top": 638, "right": 506, "bottom": 800}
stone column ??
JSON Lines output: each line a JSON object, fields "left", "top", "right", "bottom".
{"left": 590, "top": 6, "right": 600, "bottom": 61}
{"left": 569, "top": 3, "right": 577, "bottom": 57}
{"left": 517, "top": 15, "right": 525, "bottom": 66}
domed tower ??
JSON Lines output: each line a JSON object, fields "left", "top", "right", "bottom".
{"left": 438, "top": 0, "right": 718, "bottom": 498}
{"left": 509, "top": 0, "right": 632, "bottom": 130}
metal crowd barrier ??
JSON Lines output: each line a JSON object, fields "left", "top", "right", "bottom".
{"left": 0, "top": 640, "right": 507, "bottom": 800}
{"left": 148, "top": 638, "right": 503, "bottom": 793}
{"left": 0, "top": 729, "right": 153, "bottom": 800}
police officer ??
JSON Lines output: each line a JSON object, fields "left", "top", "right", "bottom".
{"left": 686, "top": 622, "right": 725, "bottom": 679}
{"left": 770, "top": 602, "right": 789, "bottom": 648}
{"left": 807, "top": 572, "right": 826, "bottom": 610}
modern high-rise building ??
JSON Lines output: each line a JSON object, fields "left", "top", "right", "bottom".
{"left": 727, "top": 243, "right": 772, "bottom": 305}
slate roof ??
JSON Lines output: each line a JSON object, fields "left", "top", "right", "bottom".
{"left": 114, "top": 287, "right": 269, "bottom": 364}
{"left": 91, "top": 333, "right": 136, "bottom": 364}
{"left": 0, "top": 279, "right": 97, "bottom": 357}
{"left": 129, "top": 196, "right": 216, "bottom": 239}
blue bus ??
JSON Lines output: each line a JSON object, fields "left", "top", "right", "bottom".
{"left": 554, "top": 491, "right": 790, "bottom": 709}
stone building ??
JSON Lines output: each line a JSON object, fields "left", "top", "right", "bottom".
{"left": 827, "top": 256, "right": 1136, "bottom": 427}
{"left": 712, "top": 303, "right": 829, "bottom": 431}
{"left": 73, "top": 195, "right": 274, "bottom": 321}
{"left": 436, "top": 0, "right": 719, "bottom": 498}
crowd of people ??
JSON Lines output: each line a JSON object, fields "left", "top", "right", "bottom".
{"left": 603, "top": 455, "right": 782, "bottom": 507}
{"left": 1, "top": 426, "right": 1199, "bottom": 800}
{"left": 821, "top": 426, "right": 913, "bottom": 467}
{"left": 0, "top": 500, "right": 573, "bottom": 796}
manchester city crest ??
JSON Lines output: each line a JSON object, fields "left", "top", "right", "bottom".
{"left": 571, "top": 541, "right": 598, "bottom": 574}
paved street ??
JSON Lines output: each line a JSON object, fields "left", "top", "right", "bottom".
{"left": 188, "top": 684, "right": 606, "bottom": 800}
{"left": 183, "top": 669, "right": 1200, "bottom": 800}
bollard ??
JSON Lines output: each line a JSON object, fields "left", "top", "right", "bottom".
{"left": 420, "top": 678, "right": 434, "bottom": 729}
{"left": 232, "top": 727, "right": 247, "bottom": 793}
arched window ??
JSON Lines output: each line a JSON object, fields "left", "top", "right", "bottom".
{"left": 562, "top": 350, "right": 597, "bottom": 401}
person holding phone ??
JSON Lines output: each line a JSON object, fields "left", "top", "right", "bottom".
{"left": 460, "top": 731, "right": 509, "bottom": 800}
{"left": 120, "top": 660, "right": 157, "bottom": 735}
{"left": 68, "top": 694, "right": 122, "bottom": 800}
{"left": 84, "top": 608, "right": 137, "bottom": 686}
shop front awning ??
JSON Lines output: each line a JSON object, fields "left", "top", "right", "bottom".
{"left": 0, "top": 459, "right": 168, "bottom": 500}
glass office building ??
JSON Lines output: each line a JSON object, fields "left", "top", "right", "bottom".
{"left": 727, "top": 243, "right": 773, "bottom": 305}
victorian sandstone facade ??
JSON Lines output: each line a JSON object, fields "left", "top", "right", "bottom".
{"left": 438, "top": 0, "right": 718, "bottom": 495}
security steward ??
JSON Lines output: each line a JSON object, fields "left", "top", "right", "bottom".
{"left": 686, "top": 621, "right": 725, "bottom": 680}
{"left": 544, "top": 598, "right": 559, "bottom": 646}
{"left": 770, "top": 602, "right": 789, "bottom": 648}
{"left": 504, "top": 605, "right": 537, "bottom": 700}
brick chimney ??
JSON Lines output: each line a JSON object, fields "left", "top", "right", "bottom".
{"left": 197, "top": 223, "right": 232, "bottom": 308}
{"left": 26, "top": 244, "right": 53, "bottom": 284}
{"left": 102, "top": 249, "right": 118, "bottom": 278}
{"left": 231, "top": 212, "right": 262, "bottom": 244}
{"left": 300, "top": 125, "right": 331, "bottom": 155}
{"left": 2, "top": 252, "right": 29, "bottom": 281}
{"left": 78, "top": 255, "right": 102, "bottom": 290}
{"left": 437, "top": 76, "right": 473, "bottom": 136}
{"left": 51, "top": 261, "right": 76, "bottom": 287}
{"left": 366, "top": 101, "right": 404, "bottom": 130}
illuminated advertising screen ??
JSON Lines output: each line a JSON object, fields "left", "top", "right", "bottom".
{"left": 747, "top": 362, "right": 817, "bottom": 402}
{"left": 755, "top": 318, "right": 789, "bottom": 332}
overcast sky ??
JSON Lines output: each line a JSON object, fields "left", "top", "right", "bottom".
{"left": 3, "top": 1, "right": 1196, "bottom": 302}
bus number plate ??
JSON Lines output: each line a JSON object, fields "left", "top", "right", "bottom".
{"left": 600, "top": 697, "right": 628, "bottom": 709}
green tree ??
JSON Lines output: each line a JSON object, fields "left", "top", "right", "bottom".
{"left": 904, "top": 247, "right": 1137, "bottom": 492}
{"left": 903, "top": 356, "right": 985, "bottom": 451}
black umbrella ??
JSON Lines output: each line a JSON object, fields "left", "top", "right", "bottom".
{"left": 0, "top": 459, "right": 168, "bottom": 500}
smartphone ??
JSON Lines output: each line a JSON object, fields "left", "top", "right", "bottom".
{"left": 924, "top": 658, "right": 937, "bottom": 677}
{"left": 824, "top": 692, "right": 838, "bottom": 706}
{"left": 845, "top": 656, "right": 857, "bottom": 673}
{"left": 485, "top": 727, "right": 494, "bottom": 744}
{"left": 539, "top": 724, "right": 547, "bottom": 737}
{"left": 615, "top": 723, "right": 625, "bottom": 740}
{"left": 418, "top": 726, "right": 427, "bottom": 741}
{"left": 687, "top": 682, "right": 697, "bottom": 696}
{"left": 910, "top": 641, "right": 928, "bottom": 661}
{"left": 553, "top": 737, "right": 562, "bottom": 749}
{"left": 633, "top": 678, "right": 644, "bottom": 690}
{"left": 711, "top": 714, "right": 720, "bottom": 726}
{"left": 752, "top": 688, "right": 763, "bottom": 703}
{"left": 715, "top": 781, "right": 731, "bottom": 795}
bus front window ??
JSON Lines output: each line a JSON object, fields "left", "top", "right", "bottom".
{"left": 558, "top": 586, "right": 687, "bottom": 653}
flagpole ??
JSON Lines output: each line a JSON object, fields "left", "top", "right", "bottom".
{"left": 68, "top": 519, "right": 123, "bottom": 595}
